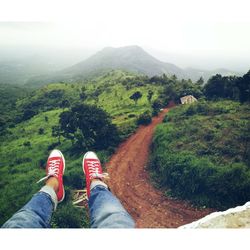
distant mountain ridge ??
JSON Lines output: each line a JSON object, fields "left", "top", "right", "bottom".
{"left": 184, "top": 67, "right": 242, "bottom": 82}
{"left": 63, "top": 45, "right": 186, "bottom": 79}
{"left": 24, "top": 45, "right": 242, "bottom": 87}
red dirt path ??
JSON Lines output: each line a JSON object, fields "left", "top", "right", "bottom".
{"left": 106, "top": 107, "right": 213, "bottom": 228}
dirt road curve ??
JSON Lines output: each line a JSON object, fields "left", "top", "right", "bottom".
{"left": 106, "top": 107, "right": 213, "bottom": 228}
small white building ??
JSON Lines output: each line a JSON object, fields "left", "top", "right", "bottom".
{"left": 180, "top": 95, "right": 197, "bottom": 104}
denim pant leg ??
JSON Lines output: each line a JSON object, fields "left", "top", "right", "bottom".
{"left": 2, "top": 188, "right": 55, "bottom": 228}
{"left": 89, "top": 185, "right": 135, "bottom": 228}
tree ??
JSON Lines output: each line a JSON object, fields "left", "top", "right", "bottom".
{"left": 204, "top": 74, "right": 224, "bottom": 100}
{"left": 60, "top": 99, "right": 70, "bottom": 110}
{"left": 137, "top": 111, "right": 152, "bottom": 125}
{"left": 130, "top": 91, "right": 142, "bottom": 104}
{"left": 59, "top": 104, "right": 119, "bottom": 151}
{"left": 147, "top": 90, "right": 154, "bottom": 103}
{"left": 22, "top": 108, "right": 37, "bottom": 121}
{"left": 163, "top": 83, "right": 178, "bottom": 103}
{"left": 237, "top": 70, "right": 250, "bottom": 103}
{"left": 196, "top": 77, "right": 204, "bottom": 85}
{"left": 171, "top": 75, "right": 177, "bottom": 81}
{"left": 79, "top": 87, "right": 87, "bottom": 101}
{"left": 151, "top": 98, "right": 164, "bottom": 116}
{"left": 204, "top": 74, "right": 243, "bottom": 101}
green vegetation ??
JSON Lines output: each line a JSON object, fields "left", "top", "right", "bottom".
{"left": 0, "top": 70, "right": 163, "bottom": 227}
{"left": 0, "top": 84, "right": 30, "bottom": 133}
{"left": 150, "top": 100, "right": 250, "bottom": 209}
{"left": 129, "top": 91, "right": 142, "bottom": 104}
{"left": 59, "top": 103, "right": 120, "bottom": 152}
{"left": 137, "top": 111, "right": 152, "bottom": 125}
{"left": 1, "top": 66, "right": 249, "bottom": 227}
{"left": 204, "top": 70, "right": 250, "bottom": 103}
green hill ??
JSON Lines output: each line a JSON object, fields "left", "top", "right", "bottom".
{"left": 0, "top": 70, "right": 162, "bottom": 227}
{"left": 1, "top": 68, "right": 248, "bottom": 226}
{"left": 150, "top": 100, "right": 250, "bottom": 209}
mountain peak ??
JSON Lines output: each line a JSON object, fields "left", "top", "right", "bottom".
{"left": 64, "top": 45, "right": 185, "bottom": 78}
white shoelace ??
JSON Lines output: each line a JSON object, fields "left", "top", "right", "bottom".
{"left": 37, "top": 159, "right": 61, "bottom": 183}
{"left": 87, "top": 160, "right": 109, "bottom": 180}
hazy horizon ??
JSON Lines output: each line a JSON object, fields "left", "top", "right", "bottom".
{"left": 0, "top": 0, "right": 250, "bottom": 72}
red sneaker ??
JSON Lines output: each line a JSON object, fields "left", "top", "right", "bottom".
{"left": 83, "top": 151, "right": 108, "bottom": 199}
{"left": 37, "top": 149, "right": 65, "bottom": 203}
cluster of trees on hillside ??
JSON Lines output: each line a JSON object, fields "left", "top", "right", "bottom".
{"left": 148, "top": 69, "right": 249, "bottom": 112}
{"left": 1, "top": 68, "right": 249, "bottom": 138}
{"left": 204, "top": 70, "right": 250, "bottom": 103}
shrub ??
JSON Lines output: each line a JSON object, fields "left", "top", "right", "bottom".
{"left": 38, "top": 128, "right": 45, "bottom": 135}
{"left": 152, "top": 98, "right": 164, "bottom": 116}
{"left": 23, "top": 141, "right": 31, "bottom": 147}
{"left": 137, "top": 111, "right": 152, "bottom": 126}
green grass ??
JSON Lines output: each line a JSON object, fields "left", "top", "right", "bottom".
{"left": 0, "top": 70, "right": 162, "bottom": 227}
{"left": 150, "top": 100, "right": 250, "bottom": 209}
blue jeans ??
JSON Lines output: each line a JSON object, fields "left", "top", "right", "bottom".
{"left": 1, "top": 185, "right": 135, "bottom": 228}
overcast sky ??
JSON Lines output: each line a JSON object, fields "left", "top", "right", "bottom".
{"left": 0, "top": 0, "right": 250, "bottom": 71}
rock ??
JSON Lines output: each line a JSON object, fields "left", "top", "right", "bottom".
{"left": 179, "top": 201, "right": 250, "bottom": 228}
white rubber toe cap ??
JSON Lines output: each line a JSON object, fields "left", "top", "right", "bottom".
{"left": 84, "top": 151, "right": 98, "bottom": 160}
{"left": 49, "top": 149, "right": 63, "bottom": 158}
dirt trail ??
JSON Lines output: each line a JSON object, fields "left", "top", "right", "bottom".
{"left": 106, "top": 107, "right": 213, "bottom": 228}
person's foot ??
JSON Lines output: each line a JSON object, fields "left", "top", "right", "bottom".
{"left": 37, "top": 149, "right": 65, "bottom": 203}
{"left": 83, "top": 151, "right": 108, "bottom": 198}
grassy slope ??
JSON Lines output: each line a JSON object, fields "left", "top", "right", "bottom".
{"left": 0, "top": 84, "right": 30, "bottom": 126}
{"left": 150, "top": 100, "right": 250, "bottom": 209}
{"left": 0, "top": 70, "right": 162, "bottom": 226}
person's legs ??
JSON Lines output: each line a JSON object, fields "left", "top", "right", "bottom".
{"left": 2, "top": 149, "right": 65, "bottom": 228}
{"left": 83, "top": 151, "right": 135, "bottom": 228}
{"left": 88, "top": 181, "right": 135, "bottom": 228}
{"left": 2, "top": 185, "right": 56, "bottom": 228}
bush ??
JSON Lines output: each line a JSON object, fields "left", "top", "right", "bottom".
{"left": 23, "top": 141, "right": 31, "bottom": 147}
{"left": 38, "top": 128, "right": 45, "bottom": 135}
{"left": 137, "top": 111, "right": 152, "bottom": 125}
{"left": 128, "top": 114, "right": 136, "bottom": 118}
